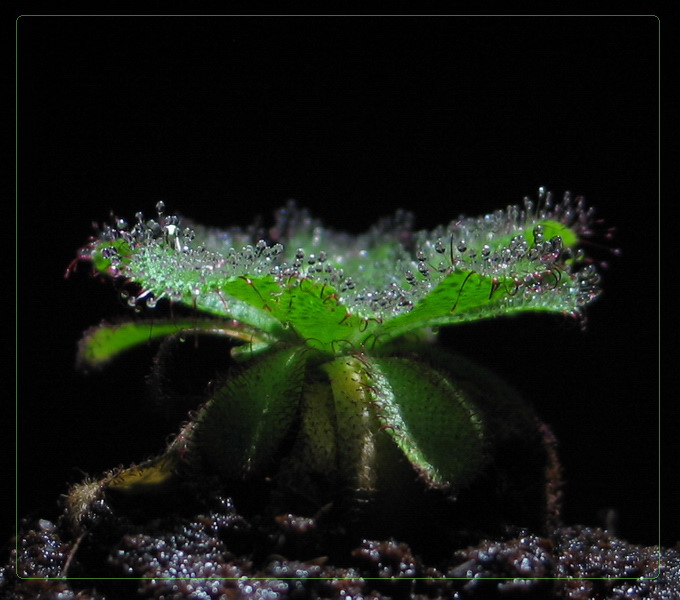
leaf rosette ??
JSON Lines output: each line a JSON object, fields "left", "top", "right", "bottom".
{"left": 77, "top": 189, "right": 600, "bottom": 362}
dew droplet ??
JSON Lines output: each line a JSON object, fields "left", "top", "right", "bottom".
{"left": 550, "top": 236, "right": 563, "bottom": 252}
{"left": 154, "top": 219, "right": 166, "bottom": 235}
{"left": 533, "top": 225, "right": 544, "bottom": 244}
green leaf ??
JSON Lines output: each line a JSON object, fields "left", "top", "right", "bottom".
{"left": 78, "top": 318, "right": 270, "bottom": 368}
{"left": 364, "top": 356, "right": 486, "bottom": 489}
{"left": 321, "top": 356, "right": 382, "bottom": 493}
{"left": 362, "top": 266, "right": 570, "bottom": 346}
{"left": 192, "top": 347, "right": 307, "bottom": 478}
{"left": 321, "top": 354, "right": 486, "bottom": 491}
{"left": 91, "top": 238, "right": 289, "bottom": 336}
{"left": 265, "top": 279, "right": 365, "bottom": 353}
{"left": 87, "top": 237, "right": 364, "bottom": 352}
{"left": 360, "top": 215, "right": 597, "bottom": 345}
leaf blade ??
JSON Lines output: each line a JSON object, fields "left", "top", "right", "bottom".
{"left": 78, "top": 318, "right": 270, "bottom": 368}
{"left": 192, "top": 346, "right": 307, "bottom": 478}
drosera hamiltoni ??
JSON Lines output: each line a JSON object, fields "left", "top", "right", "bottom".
{"left": 64, "top": 188, "right": 606, "bottom": 546}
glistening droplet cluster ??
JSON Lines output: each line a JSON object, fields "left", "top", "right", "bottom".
{"left": 80, "top": 190, "right": 602, "bottom": 322}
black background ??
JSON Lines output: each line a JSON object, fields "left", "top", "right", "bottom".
{"left": 16, "top": 16, "right": 669, "bottom": 549}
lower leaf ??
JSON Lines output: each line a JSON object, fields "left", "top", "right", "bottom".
{"left": 192, "top": 347, "right": 306, "bottom": 478}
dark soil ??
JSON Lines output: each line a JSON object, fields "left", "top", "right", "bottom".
{"left": 3, "top": 492, "right": 677, "bottom": 600}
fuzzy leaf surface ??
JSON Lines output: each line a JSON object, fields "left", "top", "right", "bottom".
{"left": 364, "top": 356, "right": 486, "bottom": 489}
{"left": 193, "top": 347, "right": 307, "bottom": 478}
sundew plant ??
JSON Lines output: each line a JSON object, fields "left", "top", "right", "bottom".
{"left": 67, "top": 189, "right": 603, "bottom": 538}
